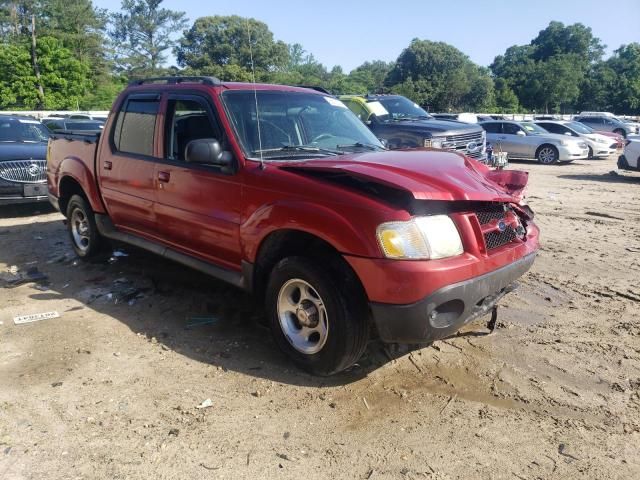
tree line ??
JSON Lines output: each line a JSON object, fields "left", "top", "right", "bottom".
{"left": 1, "top": 0, "right": 639, "bottom": 114}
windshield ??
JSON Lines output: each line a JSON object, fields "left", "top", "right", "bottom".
{"left": 567, "top": 122, "right": 592, "bottom": 134}
{"left": 520, "top": 123, "right": 549, "bottom": 135}
{"left": 372, "top": 96, "right": 431, "bottom": 121}
{"left": 0, "top": 119, "right": 49, "bottom": 142}
{"left": 222, "top": 90, "right": 383, "bottom": 160}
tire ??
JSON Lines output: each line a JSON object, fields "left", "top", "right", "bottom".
{"left": 617, "top": 155, "right": 630, "bottom": 170}
{"left": 537, "top": 145, "right": 559, "bottom": 164}
{"left": 66, "top": 194, "right": 104, "bottom": 259}
{"left": 588, "top": 146, "right": 593, "bottom": 159}
{"left": 265, "top": 256, "right": 369, "bottom": 376}
{"left": 613, "top": 129, "right": 627, "bottom": 139}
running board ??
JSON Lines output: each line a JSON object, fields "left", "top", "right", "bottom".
{"left": 95, "top": 214, "right": 252, "bottom": 292}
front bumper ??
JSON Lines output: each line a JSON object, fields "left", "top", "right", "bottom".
{"left": 369, "top": 252, "right": 536, "bottom": 343}
{"left": 558, "top": 144, "right": 589, "bottom": 161}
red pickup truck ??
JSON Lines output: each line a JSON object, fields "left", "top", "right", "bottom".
{"left": 47, "top": 76, "right": 539, "bottom": 375}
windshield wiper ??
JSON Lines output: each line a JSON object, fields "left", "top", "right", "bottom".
{"left": 335, "top": 142, "right": 383, "bottom": 151}
{"left": 253, "top": 145, "right": 342, "bottom": 156}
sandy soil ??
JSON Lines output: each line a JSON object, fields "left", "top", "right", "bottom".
{"left": 0, "top": 154, "right": 639, "bottom": 480}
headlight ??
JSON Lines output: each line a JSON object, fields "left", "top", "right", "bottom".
{"left": 376, "top": 215, "right": 464, "bottom": 260}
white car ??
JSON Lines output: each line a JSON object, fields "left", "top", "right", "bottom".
{"left": 618, "top": 139, "right": 640, "bottom": 171}
{"left": 480, "top": 120, "right": 589, "bottom": 164}
{"left": 534, "top": 120, "right": 617, "bottom": 158}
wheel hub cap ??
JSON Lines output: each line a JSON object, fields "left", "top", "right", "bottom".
{"left": 277, "top": 278, "right": 329, "bottom": 355}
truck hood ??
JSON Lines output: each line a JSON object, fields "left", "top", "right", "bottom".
{"left": 281, "top": 150, "right": 528, "bottom": 202}
{"left": 0, "top": 142, "right": 48, "bottom": 161}
{"left": 379, "top": 118, "right": 481, "bottom": 136}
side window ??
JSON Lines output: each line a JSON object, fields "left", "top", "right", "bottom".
{"left": 503, "top": 123, "right": 522, "bottom": 135}
{"left": 165, "top": 98, "right": 220, "bottom": 161}
{"left": 481, "top": 122, "right": 501, "bottom": 134}
{"left": 113, "top": 97, "right": 160, "bottom": 157}
{"left": 540, "top": 123, "right": 562, "bottom": 134}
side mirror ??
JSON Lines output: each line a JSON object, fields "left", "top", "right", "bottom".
{"left": 516, "top": 130, "right": 526, "bottom": 136}
{"left": 185, "top": 138, "right": 233, "bottom": 169}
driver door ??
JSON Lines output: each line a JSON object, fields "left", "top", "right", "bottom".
{"left": 153, "top": 94, "right": 242, "bottom": 270}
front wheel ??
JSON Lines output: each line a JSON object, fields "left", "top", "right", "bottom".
{"left": 588, "top": 146, "right": 593, "bottom": 159}
{"left": 265, "top": 256, "right": 369, "bottom": 376}
{"left": 66, "top": 194, "right": 104, "bottom": 259}
{"left": 537, "top": 145, "right": 559, "bottom": 164}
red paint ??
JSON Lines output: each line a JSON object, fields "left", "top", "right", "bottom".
{"left": 47, "top": 80, "right": 539, "bottom": 304}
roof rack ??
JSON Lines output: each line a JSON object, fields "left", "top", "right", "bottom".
{"left": 295, "top": 85, "right": 332, "bottom": 95}
{"left": 128, "top": 76, "right": 222, "bottom": 86}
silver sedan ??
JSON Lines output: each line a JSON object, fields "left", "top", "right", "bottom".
{"left": 480, "top": 120, "right": 589, "bottom": 164}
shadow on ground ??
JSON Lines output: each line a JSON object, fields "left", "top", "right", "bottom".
{"left": 558, "top": 172, "right": 640, "bottom": 184}
{"left": 1, "top": 208, "right": 412, "bottom": 387}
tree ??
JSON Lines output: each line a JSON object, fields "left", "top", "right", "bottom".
{"left": 606, "top": 43, "right": 640, "bottom": 114}
{"left": 175, "top": 15, "right": 289, "bottom": 81}
{"left": 493, "top": 78, "right": 519, "bottom": 112}
{"left": 347, "top": 60, "right": 393, "bottom": 93}
{"left": 386, "top": 39, "right": 494, "bottom": 111}
{"left": 0, "top": 36, "right": 90, "bottom": 109}
{"left": 111, "top": 0, "right": 187, "bottom": 76}
{"left": 530, "top": 21, "right": 605, "bottom": 64}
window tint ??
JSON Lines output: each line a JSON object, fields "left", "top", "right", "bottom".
{"left": 166, "top": 99, "right": 219, "bottom": 161}
{"left": 481, "top": 122, "right": 501, "bottom": 133}
{"left": 113, "top": 98, "right": 159, "bottom": 156}
{"left": 539, "top": 123, "right": 563, "bottom": 134}
{"left": 503, "top": 123, "right": 522, "bottom": 135}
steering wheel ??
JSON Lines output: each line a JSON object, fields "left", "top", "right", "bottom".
{"left": 310, "top": 133, "right": 334, "bottom": 143}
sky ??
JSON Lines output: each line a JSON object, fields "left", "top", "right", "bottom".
{"left": 94, "top": 0, "right": 640, "bottom": 72}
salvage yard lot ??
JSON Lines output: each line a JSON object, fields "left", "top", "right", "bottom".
{"left": 1, "top": 155, "right": 639, "bottom": 479}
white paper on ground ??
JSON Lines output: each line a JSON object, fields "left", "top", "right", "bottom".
{"left": 13, "top": 311, "right": 60, "bottom": 325}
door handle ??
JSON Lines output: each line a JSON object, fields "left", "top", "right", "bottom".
{"left": 104, "top": 160, "right": 112, "bottom": 170}
{"left": 157, "top": 171, "right": 170, "bottom": 183}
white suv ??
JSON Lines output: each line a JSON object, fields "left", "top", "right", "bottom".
{"left": 618, "top": 139, "right": 640, "bottom": 171}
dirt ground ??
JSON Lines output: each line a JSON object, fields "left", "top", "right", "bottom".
{"left": 0, "top": 154, "right": 639, "bottom": 480}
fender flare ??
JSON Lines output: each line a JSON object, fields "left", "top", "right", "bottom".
{"left": 241, "top": 200, "right": 380, "bottom": 263}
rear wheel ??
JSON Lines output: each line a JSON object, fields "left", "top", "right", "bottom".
{"left": 266, "top": 256, "right": 369, "bottom": 376}
{"left": 66, "top": 195, "right": 104, "bottom": 259}
{"left": 537, "top": 145, "right": 559, "bottom": 164}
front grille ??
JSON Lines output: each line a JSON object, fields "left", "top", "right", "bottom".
{"left": 435, "top": 131, "right": 484, "bottom": 157}
{"left": 484, "top": 228, "right": 517, "bottom": 250}
{"left": 0, "top": 160, "right": 47, "bottom": 183}
{"left": 474, "top": 203, "right": 521, "bottom": 251}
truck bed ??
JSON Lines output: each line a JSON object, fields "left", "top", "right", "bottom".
{"left": 47, "top": 132, "right": 101, "bottom": 213}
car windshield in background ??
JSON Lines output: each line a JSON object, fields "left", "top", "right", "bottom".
{"left": 222, "top": 90, "right": 384, "bottom": 160}
{"left": 521, "top": 123, "right": 549, "bottom": 135}
{"left": 66, "top": 122, "right": 103, "bottom": 130}
{"left": 568, "top": 122, "right": 593, "bottom": 134}
{"left": 0, "top": 119, "right": 49, "bottom": 142}
{"left": 373, "top": 96, "right": 431, "bottom": 121}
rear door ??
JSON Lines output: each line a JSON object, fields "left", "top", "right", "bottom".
{"left": 153, "top": 94, "right": 243, "bottom": 270}
{"left": 99, "top": 93, "right": 160, "bottom": 236}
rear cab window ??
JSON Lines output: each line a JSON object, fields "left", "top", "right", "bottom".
{"left": 112, "top": 95, "right": 160, "bottom": 157}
